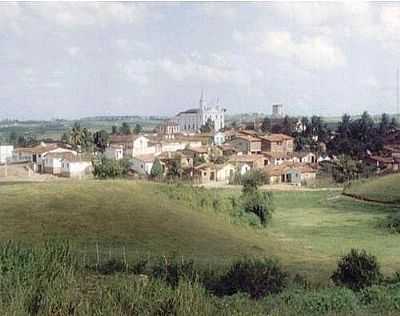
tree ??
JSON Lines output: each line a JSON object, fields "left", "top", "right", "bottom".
{"left": 390, "top": 117, "right": 399, "bottom": 130}
{"left": 379, "top": 113, "right": 391, "bottom": 135}
{"left": 93, "top": 130, "right": 109, "bottom": 153}
{"left": 8, "top": 131, "right": 18, "bottom": 145}
{"left": 119, "top": 122, "right": 131, "bottom": 135}
{"left": 331, "top": 249, "right": 382, "bottom": 291}
{"left": 92, "top": 156, "right": 129, "bottom": 179}
{"left": 241, "top": 169, "right": 266, "bottom": 194}
{"left": 133, "top": 123, "right": 143, "bottom": 134}
{"left": 150, "top": 158, "right": 164, "bottom": 178}
{"left": 261, "top": 116, "right": 272, "bottom": 132}
{"left": 111, "top": 125, "right": 118, "bottom": 135}
{"left": 331, "top": 155, "right": 360, "bottom": 183}
{"left": 70, "top": 122, "right": 83, "bottom": 150}
{"left": 200, "top": 118, "right": 215, "bottom": 133}
{"left": 166, "top": 159, "right": 183, "bottom": 179}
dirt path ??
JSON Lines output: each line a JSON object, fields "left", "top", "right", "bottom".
{"left": 197, "top": 182, "right": 343, "bottom": 192}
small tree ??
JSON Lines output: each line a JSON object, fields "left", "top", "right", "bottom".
{"left": 133, "top": 123, "right": 143, "bottom": 134}
{"left": 331, "top": 249, "right": 382, "bottom": 291}
{"left": 242, "top": 190, "right": 274, "bottom": 226}
{"left": 200, "top": 118, "right": 214, "bottom": 133}
{"left": 150, "top": 158, "right": 164, "bottom": 179}
{"left": 215, "top": 257, "right": 288, "bottom": 299}
{"left": 119, "top": 122, "right": 131, "bottom": 135}
{"left": 241, "top": 169, "right": 266, "bottom": 194}
{"left": 92, "top": 156, "right": 129, "bottom": 179}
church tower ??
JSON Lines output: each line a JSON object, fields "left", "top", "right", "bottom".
{"left": 199, "top": 90, "right": 206, "bottom": 111}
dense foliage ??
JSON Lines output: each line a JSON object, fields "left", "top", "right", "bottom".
{"left": 214, "top": 258, "right": 288, "bottom": 299}
{"left": 331, "top": 249, "right": 383, "bottom": 291}
{"left": 92, "top": 156, "right": 130, "bottom": 179}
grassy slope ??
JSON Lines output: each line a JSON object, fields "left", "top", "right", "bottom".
{"left": 345, "top": 173, "right": 400, "bottom": 204}
{"left": 0, "top": 180, "right": 399, "bottom": 282}
{"left": 0, "top": 181, "right": 272, "bottom": 262}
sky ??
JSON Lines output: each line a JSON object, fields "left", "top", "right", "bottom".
{"left": 1, "top": 2, "right": 400, "bottom": 120}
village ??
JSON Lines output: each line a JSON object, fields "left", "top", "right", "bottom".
{"left": 1, "top": 95, "right": 399, "bottom": 186}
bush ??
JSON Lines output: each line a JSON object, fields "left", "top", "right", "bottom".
{"left": 384, "top": 212, "right": 400, "bottom": 233}
{"left": 92, "top": 156, "right": 130, "bottom": 179}
{"left": 214, "top": 257, "right": 288, "bottom": 299}
{"left": 267, "top": 287, "right": 359, "bottom": 315}
{"left": 331, "top": 249, "right": 383, "bottom": 291}
{"left": 360, "top": 284, "right": 400, "bottom": 311}
{"left": 241, "top": 169, "right": 266, "bottom": 193}
{"left": 148, "top": 256, "right": 198, "bottom": 287}
{"left": 242, "top": 190, "right": 274, "bottom": 226}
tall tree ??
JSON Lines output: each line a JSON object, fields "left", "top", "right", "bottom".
{"left": 120, "top": 122, "right": 131, "bottom": 135}
{"left": 133, "top": 123, "right": 143, "bottom": 134}
{"left": 93, "top": 130, "right": 109, "bottom": 153}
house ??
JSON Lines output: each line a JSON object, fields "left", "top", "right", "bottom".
{"left": 130, "top": 154, "right": 157, "bottom": 175}
{"left": 229, "top": 154, "right": 267, "bottom": 175}
{"left": 264, "top": 163, "right": 317, "bottom": 186}
{"left": 293, "top": 151, "right": 317, "bottom": 164}
{"left": 181, "top": 146, "right": 210, "bottom": 162}
{"left": 194, "top": 162, "right": 235, "bottom": 184}
{"left": 213, "top": 131, "right": 225, "bottom": 146}
{"left": 61, "top": 158, "right": 92, "bottom": 178}
{"left": 104, "top": 145, "right": 124, "bottom": 160}
{"left": 110, "top": 134, "right": 155, "bottom": 157}
{"left": 158, "top": 119, "right": 180, "bottom": 139}
{"left": 262, "top": 151, "right": 294, "bottom": 166}
{"left": 366, "top": 155, "right": 397, "bottom": 172}
{"left": 42, "top": 149, "right": 78, "bottom": 175}
{"left": 219, "top": 144, "right": 236, "bottom": 157}
{"left": 0, "top": 145, "right": 14, "bottom": 164}
{"left": 259, "top": 133, "right": 294, "bottom": 154}
{"left": 230, "top": 135, "right": 261, "bottom": 154}
{"left": 13, "top": 147, "right": 33, "bottom": 162}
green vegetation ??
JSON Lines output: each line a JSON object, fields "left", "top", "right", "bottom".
{"left": 344, "top": 173, "right": 400, "bottom": 204}
{"left": 0, "top": 180, "right": 399, "bottom": 283}
{"left": 91, "top": 156, "right": 130, "bottom": 179}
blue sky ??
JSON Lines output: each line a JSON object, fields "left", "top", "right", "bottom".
{"left": 1, "top": 2, "right": 400, "bottom": 119}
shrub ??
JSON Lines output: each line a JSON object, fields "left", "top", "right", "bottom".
{"left": 267, "top": 287, "right": 359, "bottom": 315}
{"left": 360, "top": 284, "right": 400, "bottom": 311}
{"left": 149, "top": 256, "right": 198, "bottom": 287}
{"left": 96, "top": 258, "right": 127, "bottom": 274}
{"left": 214, "top": 257, "right": 288, "bottom": 299}
{"left": 242, "top": 190, "right": 274, "bottom": 226}
{"left": 241, "top": 169, "right": 266, "bottom": 193}
{"left": 331, "top": 249, "right": 383, "bottom": 291}
{"left": 384, "top": 212, "right": 400, "bottom": 233}
{"left": 92, "top": 156, "right": 130, "bottom": 179}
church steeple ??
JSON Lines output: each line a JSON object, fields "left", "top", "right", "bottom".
{"left": 199, "top": 89, "right": 206, "bottom": 110}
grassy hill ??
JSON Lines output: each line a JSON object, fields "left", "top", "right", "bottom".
{"left": 0, "top": 180, "right": 399, "bottom": 282}
{"left": 344, "top": 173, "right": 400, "bottom": 204}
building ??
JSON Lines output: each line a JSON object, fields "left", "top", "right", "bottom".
{"left": 0, "top": 145, "right": 14, "bottom": 164}
{"left": 272, "top": 104, "right": 284, "bottom": 119}
{"left": 130, "top": 154, "right": 157, "bottom": 175}
{"left": 175, "top": 92, "right": 226, "bottom": 133}
{"left": 229, "top": 154, "right": 267, "bottom": 175}
{"left": 194, "top": 162, "right": 235, "bottom": 184}
{"left": 104, "top": 145, "right": 124, "bottom": 160}
{"left": 213, "top": 131, "right": 225, "bottom": 146}
{"left": 61, "top": 159, "right": 92, "bottom": 178}
{"left": 158, "top": 119, "right": 181, "bottom": 139}
{"left": 109, "top": 134, "right": 155, "bottom": 157}
{"left": 259, "top": 134, "right": 294, "bottom": 154}
{"left": 230, "top": 135, "right": 262, "bottom": 154}
{"left": 264, "top": 163, "right": 317, "bottom": 186}
{"left": 42, "top": 150, "right": 78, "bottom": 175}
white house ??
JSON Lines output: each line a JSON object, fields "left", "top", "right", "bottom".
{"left": 61, "top": 159, "right": 92, "bottom": 178}
{"left": 175, "top": 92, "right": 225, "bottom": 133}
{"left": 0, "top": 145, "right": 14, "bottom": 164}
{"left": 105, "top": 145, "right": 124, "bottom": 160}
{"left": 109, "top": 135, "right": 156, "bottom": 157}
{"left": 213, "top": 131, "right": 225, "bottom": 146}
{"left": 42, "top": 149, "right": 78, "bottom": 175}
{"left": 130, "top": 154, "right": 156, "bottom": 175}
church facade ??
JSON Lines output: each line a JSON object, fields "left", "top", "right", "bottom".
{"left": 175, "top": 93, "right": 226, "bottom": 133}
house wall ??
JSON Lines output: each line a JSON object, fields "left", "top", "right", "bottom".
{"left": 105, "top": 146, "right": 124, "bottom": 160}
{"left": 131, "top": 158, "right": 154, "bottom": 175}
{"left": 61, "top": 161, "right": 92, "bottom": 178}
{"left": 0, "top": 146, "right": 14, "bottom": 164}
{"left": 216, "top": 165, "right": 235, "bottom": 182}
{"left": 231, "top": 138, "right": 250, "bottom": 153}
{"left": 262, "top": 139, "right": 294, "bottom": 154}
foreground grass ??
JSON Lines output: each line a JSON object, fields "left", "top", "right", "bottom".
{"left": 1, "top": 242, "right": 400, "bottom": 316}
{"left": 344, "top": 173, "right": 400, "bottom": 204}
{"left": 0, "top": 180, "right": 399, "bottom": 283}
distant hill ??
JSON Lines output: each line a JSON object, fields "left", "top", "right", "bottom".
{"left": 344, "top": 173, "right": 400, "bottom": 204}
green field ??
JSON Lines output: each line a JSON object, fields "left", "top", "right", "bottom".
{"left": 345, "top": 173, "right": 400, "bottom": 204}
{"left": 0, "top": 180, "right": 399, "bottom": 283}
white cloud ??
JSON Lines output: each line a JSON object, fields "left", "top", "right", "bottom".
{"left": 66, "top": 46, "right": 80, "bottom": 57}
{"left": 200, "top": 3, "right": 237, "bottom": 20}
{"left": 236, "top": 30, "right": 346, "bottom": 71}
{"left": 26, "top": 3, "right": 153, "bottom": 28}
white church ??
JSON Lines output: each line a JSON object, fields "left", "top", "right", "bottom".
{"left": 175, "top": 92, "right": 226, "bottom": 133}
